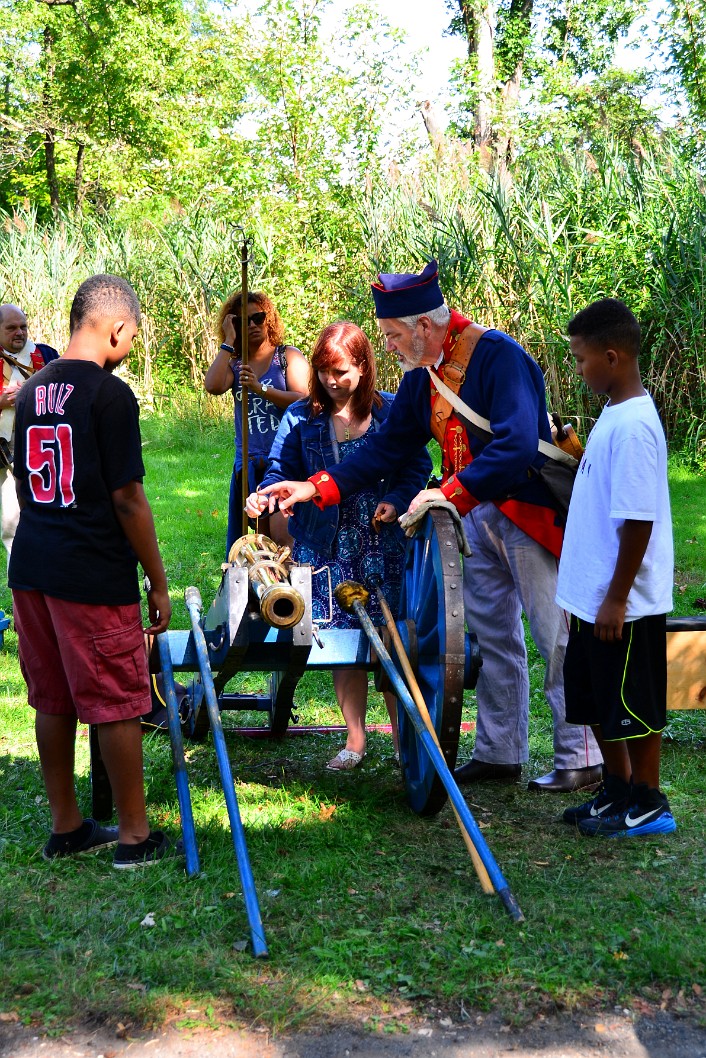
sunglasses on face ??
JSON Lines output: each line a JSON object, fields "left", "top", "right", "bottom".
{"left": 247, "top": 311, "right": 267, "bottom": 326}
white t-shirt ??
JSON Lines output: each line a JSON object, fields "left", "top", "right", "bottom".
{"left": 556, "top": 394, "right": 673, "bottom": 622}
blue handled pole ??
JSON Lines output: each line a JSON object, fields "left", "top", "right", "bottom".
{"left": 184, "top": 586, "right": 269, "bottom": 958}
{"left": 339, "top": 586, "right": 524, "bottom": 923}
{"left": 157, "top": 633, "right": 200, "bottom": 878}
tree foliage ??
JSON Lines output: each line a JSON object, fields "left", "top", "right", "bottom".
{"left": 659, "top": 0, "right": 706, "bottom": 136}
{"left": 0, "top": 0, "right": 410, "bottom": 218}
{"left": 444, "top": 0, "right": 653, "bottom": 167}
{"left": 2, "top": 0, "right": 706, "bottom": 452}
{"left": 244, "top": 0, "right": 397, "bottom": 198}
{"left": 0, "top": 0, "right": 245, "bottom": 213}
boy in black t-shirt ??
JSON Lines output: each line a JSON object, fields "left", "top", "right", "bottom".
{"left": 9, "top": 274, "right": 173, "bottom": 869}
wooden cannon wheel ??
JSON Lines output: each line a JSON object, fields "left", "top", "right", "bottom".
{"left": 394, "top": 508, "right": 466, "bottom": 816}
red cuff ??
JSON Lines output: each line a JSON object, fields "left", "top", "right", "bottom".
{"left": 440, "top": 474, "right": 478, "bottom": 516}
{"left": 309, "top": 470, "right": 341, "bottom": 509}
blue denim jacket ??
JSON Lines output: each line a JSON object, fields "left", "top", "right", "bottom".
{"left": 262, "top": 393, "right": 432, "bottom": 556}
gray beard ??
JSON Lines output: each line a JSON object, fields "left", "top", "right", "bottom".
{"left": 399, "top": 334, "right": 427, "bottom": 373}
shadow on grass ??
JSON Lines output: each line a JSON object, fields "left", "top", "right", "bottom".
{"left": 2, "top": 672, "right": 706, "bottom": 1039}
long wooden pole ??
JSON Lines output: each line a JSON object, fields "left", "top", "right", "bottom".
{"left": 335, "top": 584, "right": 523, "bottom": 921}
{"left": 375, "top": 587, "right": 494, "bottom": 894}
{"left": 240, "top": 233, "right": 250, "bottom": 537}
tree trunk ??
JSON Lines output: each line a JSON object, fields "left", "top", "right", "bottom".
{"left": 43, "top": 25, "right": 61, "bottom": 214}
{"left": 74, "top": 142, "right": 86, "bottom": 213}
{"left": 418, "top": 100, "right": 445, "bottom": 157}
{"left": 44, "top": 130, "right": 60, "bottom": 214}
{"left": 2, "top": 76, "right": 9, "bottom": 140}
{"left": 495, "top": 61, "right": 524, "bottom": 172}
{"left": 473, "top": 1, "right": 495, "bottom": 170}
{"left": 452, "top": 0, "right": 533, "bottom": 173}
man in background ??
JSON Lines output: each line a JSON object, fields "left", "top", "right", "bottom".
{"left": 0, "top": 303, "right": 58, "bottom": 565}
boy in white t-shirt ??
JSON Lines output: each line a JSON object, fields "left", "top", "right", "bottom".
{"left": 555, "top": 298, "right": 675, "bottom": 837}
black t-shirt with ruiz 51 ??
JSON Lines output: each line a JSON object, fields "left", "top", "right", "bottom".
{"left": 9, "top": 360, "right": 146, "bottom": 605}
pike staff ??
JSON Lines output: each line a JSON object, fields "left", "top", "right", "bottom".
{"left": 205, "top": 249, "right": 309, "bottom": 555}
{"left": 239, "top": 230, "right": 254, "bottom": 537}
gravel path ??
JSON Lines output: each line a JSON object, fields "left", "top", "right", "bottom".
{"left": 2, "top": 1010, "right": 706, "bottom": 1058}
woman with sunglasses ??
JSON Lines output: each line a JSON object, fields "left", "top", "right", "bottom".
{"left": 205, "top": 291, "right": 309, "bottom": 553}
{"left": 246, "top": 321, "right": 431, "bottom": 771}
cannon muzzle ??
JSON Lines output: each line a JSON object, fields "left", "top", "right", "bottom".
{"left": 227, "top": 534, "right": 305, "bottom": 630}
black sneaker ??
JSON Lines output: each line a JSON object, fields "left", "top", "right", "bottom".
{"left": 578, "top": 785, "right": 677, "bottom": 838}
{"left": 113, "top": 830, "right": 171, "bottom": 870}
{"left": 42, "top": 818, "right": 119, "bottom": 860}
{"left": 562, "top": 773, "right": 630, "bottom": 825}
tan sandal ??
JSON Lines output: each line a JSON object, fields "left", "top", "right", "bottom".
{"left": 326, "top": 748, "right": 364, "bottom": 772}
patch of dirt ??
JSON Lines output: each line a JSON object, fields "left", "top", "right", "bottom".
{"left": 2, "top": 1009, "right": 706, "bottom": 1058}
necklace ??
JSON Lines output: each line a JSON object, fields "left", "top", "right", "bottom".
{"left": 333, "top": 409, "right": 354, "bottom": 441}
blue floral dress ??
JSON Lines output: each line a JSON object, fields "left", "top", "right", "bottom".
{"left": 292, "top": 431, "right": 406, "bottom": 629}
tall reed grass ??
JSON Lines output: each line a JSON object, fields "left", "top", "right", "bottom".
{"left": 2, "top": 140, "right": 705, "bottom": 446}
{"left": 362, "top": 141, "right": 706, "bottom": 445}
{"left": 0, "top": 204, "right": 390, "bottom": 411}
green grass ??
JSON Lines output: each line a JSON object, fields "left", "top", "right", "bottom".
{"left": 668, "top": 458, "right": 706, "bottom": 607}
{"left": 1, "top": 413, "right": 705, "bottom": 1037}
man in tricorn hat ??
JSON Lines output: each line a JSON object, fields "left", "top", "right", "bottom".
{"left": 255, "top": 262, "right": 602, "bottom": 793}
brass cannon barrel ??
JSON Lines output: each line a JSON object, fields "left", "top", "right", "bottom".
{"left": 227, "top": 533, "right": 306, "bottom": 629}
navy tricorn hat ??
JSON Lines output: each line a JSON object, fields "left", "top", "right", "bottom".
{"left": 371, "top": 260, "right": 444, "bottom": 319}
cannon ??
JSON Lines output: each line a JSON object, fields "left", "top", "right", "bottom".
{"left": 90, "top": 509, "right": 523, "bottom": 951}
{"left": 161, "top": 509, "right": 481, "bottom": 816}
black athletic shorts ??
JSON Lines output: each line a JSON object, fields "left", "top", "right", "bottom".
{"left": 564, "top": 613, "right": 667, "bottom": 740}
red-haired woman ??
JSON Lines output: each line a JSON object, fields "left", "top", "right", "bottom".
{"left": 204, "top": 290, "right": 309, "bottom": 553}
{"left": 246, "top": 321, "right": 431, "bottom": 770}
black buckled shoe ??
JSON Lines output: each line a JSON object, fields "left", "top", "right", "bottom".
{"left": 527, "top": 765, "right": 603, "bottom": 793}
{"left": 454, "top": 759, "right": 521, "bottom": 785}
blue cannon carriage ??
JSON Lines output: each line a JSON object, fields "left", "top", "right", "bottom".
{"left": 90, "top": 509, "right": 530, "bottom": 949}
{"left": 0, "top": 609, "right": 10, "bottom": 651}
{"left": 163, "top": 509, "right": 481, "bottom": 816}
